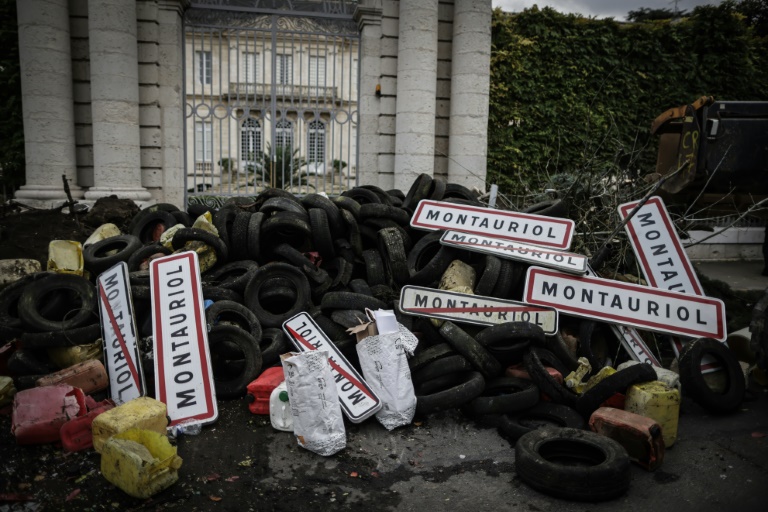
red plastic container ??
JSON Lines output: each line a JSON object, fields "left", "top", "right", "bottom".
{"left": 589, "top": 406, "right": 665, "bottom": 471}
{"left": 246, "top": 367, "right": 285, "bottom": 415}
{"left": 36, "top": 359, "right": 108, "bottom": 395}
{"left": 11, "top": 385, "right": 86, "bottom": 444}
{"left": 60, "top": 400, "right": 115, "bottom": 452}
{"left": 506, "top": 363, "right": 563, "bottom": 384}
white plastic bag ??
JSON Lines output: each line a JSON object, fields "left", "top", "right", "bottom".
{"left": 281, "top": 350, "right": 346, "bottom": 456}
{"left": 356, "top": 323, "right": 419, "bottom": 430}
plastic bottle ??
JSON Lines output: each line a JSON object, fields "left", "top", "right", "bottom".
{"left": 168, "top": 419, "right": 202, "bottom": 438}
{"left": 269, "top": 382, "right": 293, "bottom": 432}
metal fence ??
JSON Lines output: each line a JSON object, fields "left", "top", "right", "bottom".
{"left": 184, "top": 2, "right": 360, "bottom": 207}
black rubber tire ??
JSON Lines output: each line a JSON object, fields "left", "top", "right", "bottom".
{"left": 402, "top": 173, "right": 433, "bottom": 210}
{"left": 171, "top": 228, "right": 229, "bottom": 263}
{"left": 521, "top": 199, "right": 569, "bottom": 218}
{"left": 0, "top": 273, "right": 54, "bottom": 329}
{"left": 476, "top": 321, "right": 546, "bottom": 348}
{"left": 171, "top": 210, "right": 193, "bottom": 227}
{"left": 128, "top": 203, "right": 180, "bottom": 234}
{"left": 208, "top": 324, "right": 261, "bottom": 399}
{"left": 576, "top": 363, "right": 658, "bottom": 417}
{"left": 498, "top": 402, "right": 585, "bottom": 442}
{"left": 230, "top": 211, "right": 252, "bottom": 261}
{"left": 490, "top": 259, "right": 515, "bottom": 299}
{"left": 443, "top": 183, "right": 480, "bottom": 202}
{"left": 407, "top": 230, "right": 458, "bottom": 286}
{"left": 386, "top": 188, "right": 405, "bottom": 201}
{"left": 129, "top": 270, "right": 150, "bottom": 287}
{"left": 203, "top": 260, "right": 258, "bottom": 294}
{"left": 205, "top": 299, "right": 262, "bottom": 342}
{"left": 260, "top": 327, "right": 291, "bottom": 367}
{"left": 362, "top": 249, "right": 386, "bottom": 286}
{"left": 428, "top": 177, "right": 447, "bottom": 201}
{"left": 370, "top": 284, "right": 398, "bottom": 304}
{"left": 515, "top": 427, "right": 630, "bottom": 501}
{"left": 309, "top": 208, "right": 336, "bottom": 259}
{"left": 202, "top": 285, "right": 243, "bottom": 304}
{"left": 321, "top": 291, "right": 387, "bottom": 312}
{"left": 439, "top": 321, "right": 501, "bottom": 379}
{"left": 213, "top": 207, "right": 238, "bottom": 249}
{"left": 323, "top": 256, "right": 353, "bottom": 290}
{"left": 412, "top": 354, "right": 473, "bottom": 385}
{"left": 259, "top": 196, "right": 308, "bottom": 218}
{"left": 578, "top": 320, "right": 610, "bottom": 372}
{"left": 127, "top": 242, "right": 171, "bottom": 272}
{"left": 544, "top": 331, "right": 581, "bottom": 373}
{"left": 301, "top": 194, "right": 344, "bottom": 238}
{"left": 17, "top": 274, "right": 96, "bottom": 332}
{"left": 342, "top": 187, "right": 382, "bottom": 205}
{"left": 131, "top": 285, "right": 151, "bottom": 302}
{"left": 246, "top": 212, "right": 264, "bottom": 260}
{"left": 83, "top": 235, "right": 142, "bottom": 275}
{"left": 20, "top": 323, "right": 102, "bottom": 349}
{"left": 131, "top": 210, "right": 177, "bottom": 243}
{"left": 311, "top": 312, "right": 352, "bottom": 344}
{"left": 340, "top": 209, "right": 363, "bottom": 256}
{"left": 408, "top": 343, "right": 457, "bottom": 373}
{"left": 416, "top": 371, "right": 485, "bottom": 416}
{"left": 243, "top": 262, "right": 311, "bottom": 328}
{"left": 415, "top": 371, "right": 468, "bottom": 396}
{"left": 679, "top": 337, "right": 746, "bottom": 414}
{"left": 464, "top": 376, "right": 539, "bottom": 416}
{"left": 272, "top": 244, "right": 329, "bottom": 287}
{"left": 7, "top": 349, "right": 57, "bottom": 377}
{"left": 261, "top": 212, "right": 312, "bottom": 250}
{"left": 359, "top": 203, "right": 410, "bottom": 225}
{"left": 359, "top": 184, "right": 394, "bottom": 205}
{"left": 378, "top": 227, "right": 410, "bottom": 288}
{"left": 474, "top": 255, "right": 502, "bottom": 296}
{"left": 332, "top": 195, "right": 362, "bottom": 220}
{"left": 523, "top": 347, "right": 577, "bottom": 407}
{"left": 348, "top": 278, "right": 373, "bottom": 296}
{"left": 330, "top": 309, "right": 369, "bottom": 329}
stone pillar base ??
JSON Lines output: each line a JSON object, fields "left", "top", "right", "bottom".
{"left": 84, "top": 186, "right": 153, "bottom": 202}
{"left": 15, "top": 184, "right": 85, "bottom": 202}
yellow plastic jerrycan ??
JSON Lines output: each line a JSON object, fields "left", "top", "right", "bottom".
{"left": 91, "top": 397, "right": 168, "bottom": 453}
{"left": 625, "top": 380, "right": 680, "bottom": 447}
{"left": 100, "top": 429, "right": 182, "bottom": 498}
{"left": 47, "top": 240, "right": 84, "bottom": 276}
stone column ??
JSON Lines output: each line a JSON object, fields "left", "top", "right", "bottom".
{"left": 157, "top": 0, "right": 189, "bottom": 207}
{"left": 84, "top": 0, "right": 151, "bottom": 201}
{"left": 15, "top": 0, "right": 84, "bottom": 205}
{"left": 354, "top": 2, "right": 383, "bottom": 189}
{"left": 447, "top": 0, "right": 491, "bottom": 192}
{"left": 393, "top": 0, "right": 438, "bottom": 192}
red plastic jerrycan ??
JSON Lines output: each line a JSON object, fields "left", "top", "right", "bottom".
{"left": 12, "top": 385, "right": 87, "bottom": 444}
{"left": 60, "top": 400, "right": 116, "bottom": 452}
{"left": 246, "top": 367, "right": 285, "bottom": 414}
{"left": 589, "top": 406, "right": 665, "bottom": 471}
{"left": 36, "top": 359, "right": 109, "bottom": 395}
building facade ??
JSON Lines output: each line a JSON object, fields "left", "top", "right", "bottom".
{"left": 14, "top": 0, "right": 491, "bottom": 208}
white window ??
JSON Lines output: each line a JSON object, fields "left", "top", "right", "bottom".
{"left": 243, "top": 51, "right": 258, "bottom": 82}
{"left": 241, "top": 118, "right": 262, "bottom": 166}
{"left": 309, "top": 56, "right": 326, "bottom": 87}
{"left": 195, "top": 121, "right": 212, "bottom": 161}
{"left": 196, "top": 51, "right": 211, "bottom": 85}
{"left": 307, "top": 120, "right": 325, "bottom": 163}
{"left": 275, "top": 119, "right": 293, "bottom": 150}
{"left": 276, "top": 54, "right": 293, "bottom": 85}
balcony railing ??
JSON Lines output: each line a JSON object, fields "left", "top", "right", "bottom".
{"left": 229, "top": 82, "right": 344, "bottom": 102}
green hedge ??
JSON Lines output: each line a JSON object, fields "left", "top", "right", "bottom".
{"left": 488, "top": 1, "right": 768, "bottom": 200}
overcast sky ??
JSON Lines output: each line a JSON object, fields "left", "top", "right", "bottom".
{"left": 491, "top": 1, "right": 719, "bottom": 20}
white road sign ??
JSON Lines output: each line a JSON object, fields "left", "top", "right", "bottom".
{"left": 283, "top": 312, "right": 382, "bottom": 423}
{"left": 399, "top": 285, "right": 558, "bottom": 335}
{"left": 523, "top": 267, "right": 726, "bottom": 341}
{"left": 97, "top": 262, "right": 146, "bottom": 405}
{"left": 618, "top": 196, "right": 704, "bottom": 295}
{"left": 151, "top": 252, "right": 218, "bottom": 427}
{"left": 583, "top": 264, "right": 661, "bottom": 367}
{"left": 410, "top": 199, "right": 574, "bottom": 250}
{"left": 440, "top": 230, "right": 587, "bottom": 275}
{"left": 619, "top": 196, "right": 720, "bottom": 371}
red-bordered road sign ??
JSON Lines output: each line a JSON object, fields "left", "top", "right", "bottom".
{"left": 410, "top": 199, "right": 574, "bottom": 250}
{"left": 283, "top": 312, "right": 382, "bottom": 423}
{"left": 151, "top": 252, "right": 218, "bottom": 427}
{"left": 399, "top": 285, "right": 558, "bottom": 335}
{"left": 97, "top": 262, "right": 145, "bottom": 405}
{"left": 524, "top": 266, "right": 726, "bottom": 341}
